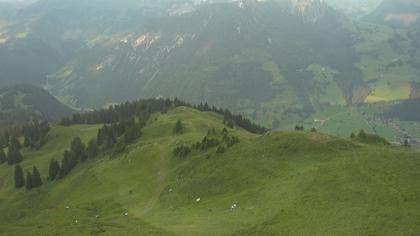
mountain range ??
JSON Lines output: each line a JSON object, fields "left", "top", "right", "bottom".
{"left": 1, "top": 0, "right": 420, "bottom": 135}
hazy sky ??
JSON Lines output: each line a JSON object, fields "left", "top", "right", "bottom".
{"left": 0, "top": 0, "right": 383, "bottom": 13}
{"left": 0, "top": 0, "right": 37, "bottom": 3}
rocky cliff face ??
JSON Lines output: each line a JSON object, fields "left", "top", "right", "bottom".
{"left": 288, "top": 0, "right": 331, "bottom": 22}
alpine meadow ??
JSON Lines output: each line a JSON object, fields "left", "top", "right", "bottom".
{"left": 0, "top": 0, "right": 420, "bottom": 235}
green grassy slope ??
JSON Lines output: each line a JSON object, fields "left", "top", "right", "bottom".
{"left": 0, "top": 107, "right": 419, "bottom": 235}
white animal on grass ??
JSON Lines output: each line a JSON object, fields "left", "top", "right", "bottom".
{"left": 196, "top": 198, "right": 201, "bottom": 203}
{"left": 124, "top": 212, "right": 129, "bottom": 216}
{"left": 231, "top": 203, "right": 237, "bottom": 210}
{"left": 66, "top": 206, "right": 70, "bottom": 209}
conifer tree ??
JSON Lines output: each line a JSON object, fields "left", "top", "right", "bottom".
{"left": 7, "top": 148, "right": 23, "bottom": 165}
{"left": 0, "top": 147, "right": 5, "bottom": 165}
{"left": 23, "top": 131, "right": 31, "bottom": 148}
{"left": 39, "top": 121, "right": 50, "bottom": 137}
{"left": 0, "top": 133, "right": 6, "bottom": 148}
{"left": 174, "top": 120, "right": 184, "bottom": 134}
{"left": 7, "top": 150, "right": 14, "bottom": 166}
{"left": 173, "top": 145, "right": 191, "bottom": 157}
{"left": 106, "top": 133, "right": 117, "bottom": 149}
{"left": 48, "top": 159, "right": 60, "bottom": 181}
{"left": 404, "top": 139, "right": 411, "bottom": 147}
{"left": 70, "top": 137, "right": 86, "bottom": 162}
{"left": 358, "top": 130, "right": 367, "bottom": 139}
{"left": 9, "top": 135, "right": 21, "bottom": 151}
{"left": 7, "top": 134, "right": 23, "bottom": 165}
{"left": 113, "top": 139, "right": 126, "bottom": 155}
{"left": 26, "top": 172, "right": 33, "bottom": 190}
{"left": 295, "top": 125, "right": 304, "bottom": 131}
{"left": 32, "top": 167, "right": 42, "bottom": 188}
{"left": 216, "top": 145, "right": 226, "bottom": 154}
{"left": 225, "top": 120, "right": 235, "bottom": 129}
{"left": 98, "top": 125, "right": 117, "bottom": 149}
{"left": 58, "top": 150, "right": 72, "bottom": 179}
{"left": 86, "top": 139, "right": 99, "bottom": 159}
{"left": 14, "top": 165, "right": 25, "bottom": 189}
{"left": 124, "top": 122, "right": 142, "bottom": 144}
{"left": 22, "top": 120, "right": 50, "bottom": 150}
{"left": 57, "top": 137, "right": 87, "bottom": 179}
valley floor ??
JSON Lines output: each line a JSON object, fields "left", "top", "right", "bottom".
{"left": 303, "top": 104, "right": 420, "bottom": 147}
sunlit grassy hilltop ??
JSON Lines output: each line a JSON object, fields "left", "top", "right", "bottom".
{"left": 0, "top": 107, "right": 419, "bottom": 235}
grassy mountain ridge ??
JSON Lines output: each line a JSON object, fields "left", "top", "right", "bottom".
{"left": 0, "top": 84, "right": 74, "bottom": 125}
{"left": 0, "top": 106, "right": 419, "bottom": 235}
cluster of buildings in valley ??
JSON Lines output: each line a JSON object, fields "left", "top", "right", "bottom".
{"left": 363, "top": 113, "right": 420, "bottom": 148}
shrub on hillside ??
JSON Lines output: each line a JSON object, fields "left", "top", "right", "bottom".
{"left": 174, "top": 120, "right": 184, "bottom": 134}
{"left": 354, "top": 130, "right": 390, "bottom": 145}
{"left": 173, "top": 145, "right": 191, "bottom": 158}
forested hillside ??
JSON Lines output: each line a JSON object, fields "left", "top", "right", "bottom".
{"left": 0, "top": 84, "right": 74, "bottom": 125}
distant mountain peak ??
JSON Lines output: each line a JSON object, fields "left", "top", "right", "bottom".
{"left": 288, "top": 0, "right": 321, "bottom": 12}
{"left": 287, "top": 0, "right": 329, "bottom": 22}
